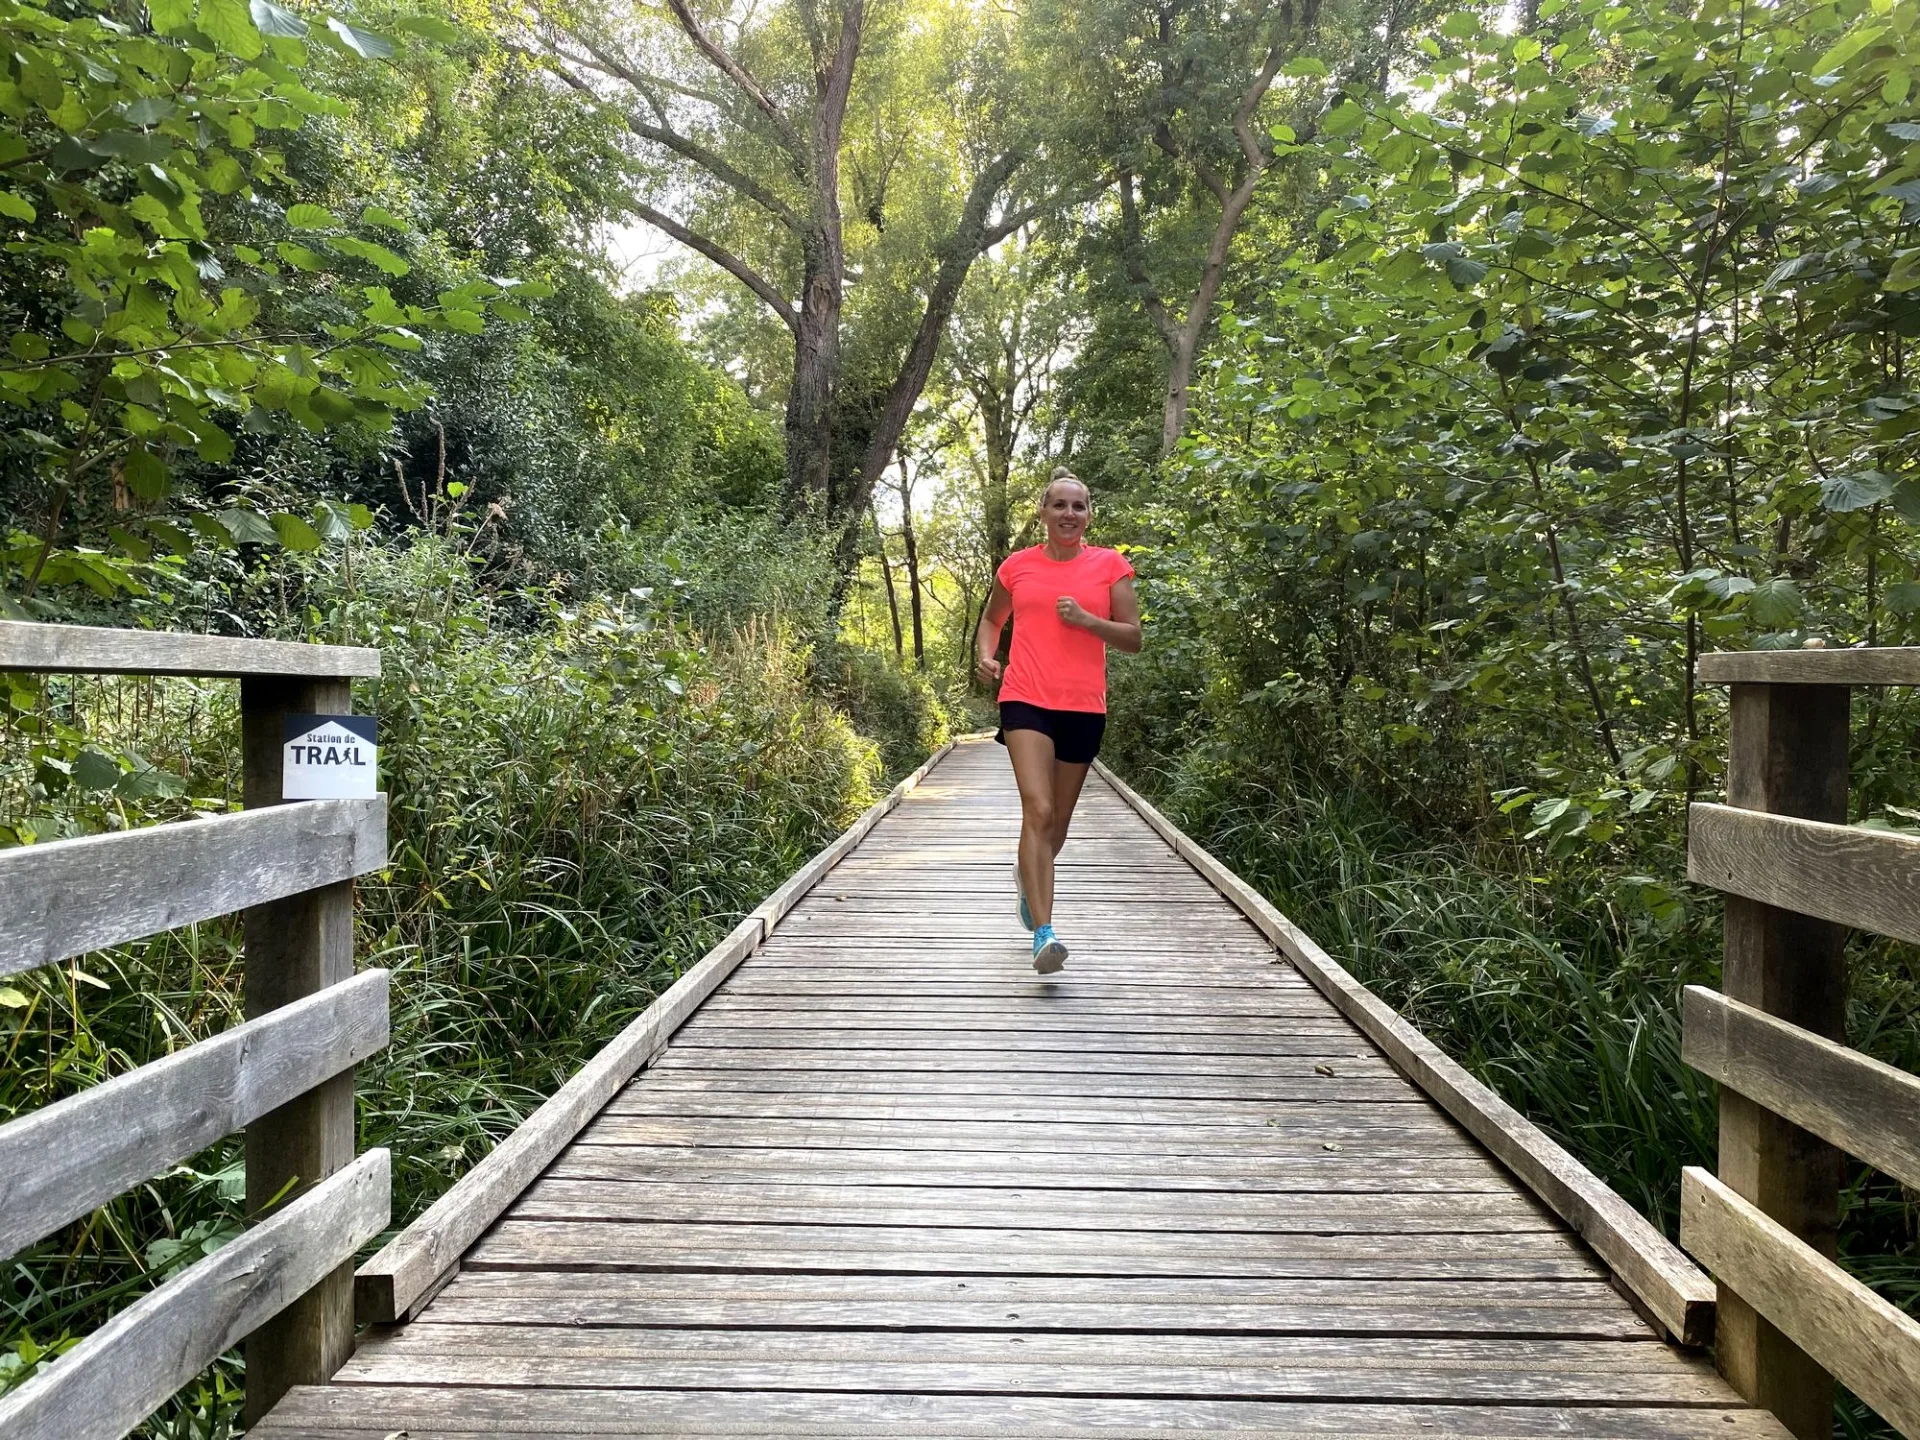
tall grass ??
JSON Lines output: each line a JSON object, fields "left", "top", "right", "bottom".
{"left": 0, "top": 537, "right": 884, "bottom": 1434}
{"left": 1122, "top": 742, "right": 1919, "bottom": 1437}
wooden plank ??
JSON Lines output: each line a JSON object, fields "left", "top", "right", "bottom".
{"left": 352, "top": 914, "right": 763, "bottom": 1325}
{"left": 1093, "top": 760, "right": 1718, "bottom": 1348}
{"left": 0, "top": 797, "right": 387, "bottom": 980}
{"left": 625, "top": 1071, "right": 1414, "bottom": 1101}
{"left": 579, "top": 1113, "right": 1478, "bottom": 1153}
{"left": 465, "top": 1218, "right": 1601, "bottom": 1281}
{"left": 1684, "top": 986, "right": 1920, "bottom": 1191}
{"left": 357, "top": 741, "right": 959, "bottom": 1324}
{"left": 0, "top": 968, "right": 387, "bottom": 1256}
{"left": 751, "top": 741, "right": 955, "bottom": 930}
{"left": 650, "top": 1046, "right": 1389, "bottom": 1075}
{"left": 255, "top": 1387, "right": 1786, "bottom": 1438}
{"left": 1698, "top": 646, "right": 1920, "bottom": 686}
{"left": 1706, "top": 681, "right": 1851, "bottom": 1440}
{"left": 1688, "top": 802, "right": 1920, "bottom": 945}
{"left": 1681, "top": 1167, "right": 1920, "bottom": 1438}
{"left": 0, "top": 619, "right": 380, "bottom": 677}
{"left": 509, "top": 1178, "right": 1558, "bottom": 1233}
{"left": 332, "top": 1347, "right": 1727, "bottom": 1407}
{"left": 0, "top": 1148, "right": 388, "bottom": 1440}
{"left": 240, "top": 674, "right": 363, "bottom": 1423}
{"left": 416, "top": 1271, "right": 1650, "bottom": 1338}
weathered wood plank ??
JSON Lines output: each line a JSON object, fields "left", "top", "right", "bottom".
{"left": 255, "top": 1387, "right": 1786, "bottom": 1439}
{"left": 0, "top": 797, "right": 387, "bottom": 979}
{"left": 1687, "top": 801, "right": 1920, "bottom": 945}
{"left": 1697, "top": 647, "right": 1920, "bottom": 686}
{"left": 331, "top": 1353, "right": 1725, "bottom": 1407}
{"left": 0, "top": 968, "right": 387, "bottom": 1256}
{"left": 1681, "top": 1167, "right": 1920, "bottom": 1438}
{"left": 1094, "top": 761, "right": 1717, "bottom": 1347}
{"left": 0, "top": 1148, "right": 388, "bottom": 1440}
{"left": 508, "top": 1177, "right": 1558, "bottom": 1233}
{"left": 0, "top": 620, "right": 380, "bottom": 677}
{"left": 356, "top": 741, "right": 959, "bottom": 1324}
{"left": 1683, "top": 986, "right": 1920, "bottom": 1191}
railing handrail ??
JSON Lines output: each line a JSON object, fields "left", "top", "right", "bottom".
{"left": 0, "top": 624, "right": 388, "bottom": 1438}
{"left": 0, "top": 620, "right": 379, "bottom": 678}
{"left": 1683, "top": 648, "right": 1920, "bottom": 1440}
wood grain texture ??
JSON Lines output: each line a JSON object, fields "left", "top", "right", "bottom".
{"left": 0, "top": 620, "right": 380, "bottom": 677}
{"left": 1697, "top": 647, "right": 1920, "bottom": 686}
{"left": 355, "top": 741, "right": 959, "bottom": 1324}
{"left": 0, "top": 968, "right": 387, "bottom": 1256}
{"left": 0, "top": 1149, "right": 387, "bottom": 1440}
{"left": 256, "top": 738, "right": 1764, "bottom": 1439}
{"left": 1687, "top": 801, "right": 1920, "bottom": 945}
{"left": 1707, "top": 681, "right": 1851, "bottom": 1440}
{"left": 1684, "top": 986, "right": 1920, "bottom": 1191}
{"left": 1681, "top": 1167, "right": 1920, "bottom": 1438}
{"left": 1094, "top": 759, "right": 1717, "bottom": 1348}
{"left": 0, "top": 796, "right": 387, "bottom": 979}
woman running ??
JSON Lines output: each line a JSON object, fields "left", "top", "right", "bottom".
{"left": 975, "top": 467, "right": 1143, "bottom": 973}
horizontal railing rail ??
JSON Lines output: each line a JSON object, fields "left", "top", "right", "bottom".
{"left": 0, "top": 622, "right": 389, "bottom": 1435}
{"left": 1682, "top": 652, "right": 1920, "bottom": 1440}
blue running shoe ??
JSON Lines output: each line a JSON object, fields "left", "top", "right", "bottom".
{"left": 1014, "top": 861, "right": 1033, "bottom": 931}
{"left": 1032, "top": 923, "right": 1068, "bottom": 975}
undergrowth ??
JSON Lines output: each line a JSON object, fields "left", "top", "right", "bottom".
{"left": 0, "top": 537, "right": 884, "bottom": 1433}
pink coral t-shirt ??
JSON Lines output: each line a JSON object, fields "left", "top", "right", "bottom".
{"left": 996, "top": 544, "right": 1135, "bottom": 714}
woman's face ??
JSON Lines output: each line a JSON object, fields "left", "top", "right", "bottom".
{"left": 1041, "top": 481, "right": 1091, "bottom": 546}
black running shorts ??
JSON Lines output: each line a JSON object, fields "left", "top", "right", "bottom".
{"left": 995, "top": 701, "right": 1108, "bottom": 765}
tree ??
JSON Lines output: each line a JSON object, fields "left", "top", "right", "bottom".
{"left": 0, "top": 0, "right": 537, "bottom": 609}
{"left": 1040, "top": 0, "right": 1412, "bottom": 458}
{"left": 534, "top": 0, "right": 1084, "bottom": 561}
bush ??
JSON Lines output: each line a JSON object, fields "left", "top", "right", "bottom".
{"left": 813, "top": 640, "right": 955, "bottom": 778}
{"left": 0, "top": 535, "right": 882, "bottom": 1431}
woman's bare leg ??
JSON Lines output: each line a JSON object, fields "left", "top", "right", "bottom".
{"left": 1049, "top": 760, "right": 1091, "bottom": 858}
{"left": 1005, "top": 729, "right": 1061, "bottom": 928}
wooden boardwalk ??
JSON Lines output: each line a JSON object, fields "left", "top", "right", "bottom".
{"left": 258, "top": 738, "right": 1780, "bottom": 1438}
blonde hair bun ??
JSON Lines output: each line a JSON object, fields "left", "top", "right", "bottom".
{"left": 1050, "top": 465, "right": 1078, "bottom": 481}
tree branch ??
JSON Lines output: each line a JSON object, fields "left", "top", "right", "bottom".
{"left": 662, "top": 0, "right": 808, "bottom": 159}
{"left": 628, "top": 200, "right": 798, "bottom": 334}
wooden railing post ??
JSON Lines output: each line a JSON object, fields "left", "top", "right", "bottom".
{"left": 1715, "top": 680, "right": 1850, "bottom": 1439}
{"left": 240, "top": 674, "right": 359, "bottom": 1426}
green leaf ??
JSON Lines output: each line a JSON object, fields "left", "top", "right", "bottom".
{"left": 249, "top": 0, "right": 308, "bottom": 36}
{"left": 196, "top": 0, "right": 264, "bottom": 58}
{"left": 122, "top": 448, "right": 168, "bottom": 501}
{"left": 1321, "top": 100, "right": 1364, "bottom": 136}
{"left": 73, "top": 747, "right": 123, "bottom": 791}
{"left": 285, "top": 203, "right": 337, "bottom": 230}
{"left": 325, "top": 17, "right": 395, "bottom": 58}
{"left": 272, "top": 511, "right": 323, "bottom": 550}
{"left": 329, "top": 234, "right": 410, "bottom": 276}
{"left": 1820, "top": 470, "right": 1896, "bottom": 512}
{"left": 148, "top": 0, "right": 193, "bottom": 30}
{"left": 218, "top": 505, "right": 278, "bottom": 544}
{"left": 0, "top": 191, "right": 34, "bottom": 222}
{"left": 393, "top": 14, "right": 461, "bottom": 42}
{"left": 360, "top": 204, "right": 408, "bottom": 230}
{"left": 1282, "top": 56, "right": 1328, "bottom": 78}
{"left": 0, "top": 987, "right": 28, "bottom": 1009}
{"left": 1748, "top": 577, "right": 1805, "bottom": 628}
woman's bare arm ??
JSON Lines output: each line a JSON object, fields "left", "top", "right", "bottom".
{"left": 976, "top": 579, "right": 1014, "bottom": 681}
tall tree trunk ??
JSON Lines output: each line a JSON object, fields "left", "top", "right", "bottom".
{"left": 873, "top": 505, "right": 904, "bottom": 659}
{"left": 902, "top": 501, "right": 925, "bottom": 668}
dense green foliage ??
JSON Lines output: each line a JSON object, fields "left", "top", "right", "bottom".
{"left": 7, "top": 0, "right": 1920, "bottom": 1433}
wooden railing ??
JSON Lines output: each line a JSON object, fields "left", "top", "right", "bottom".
{"left": 1683, "top": 647, "right": 1920, "bottom": 1440}
{"left": 0, "top": 621, "right": 390, "bottom": 1438}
